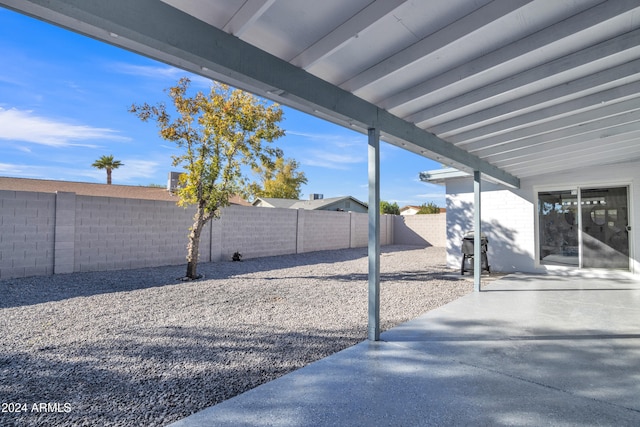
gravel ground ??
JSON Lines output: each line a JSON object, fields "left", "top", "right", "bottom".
{"left": 0, "top": 245, "right": 484, "bottom": 426}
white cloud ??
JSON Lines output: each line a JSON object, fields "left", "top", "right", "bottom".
{"left": 0, "top": 159, "right": 163, "bottom": 184}
{"left": 0, "top": 163, "right": 28, "bottom": 176}
{"left": 116, "top": 158, "right": 163, "bottom": 182}
{"left": 286, "top": 130, "right": 366, "bottom": 169}
{"left": 0, "top": 74, "right": 24, "bottom": 87}
{"left": 303, "top": 150, "right": 364, "bottom": 170}
{"left": 0, "top": 162, "right": 92, "bottom": 181}
{"left": 109, "top": 62, "right": 212, "bottom": 87}
{"left": 286, "top": 130, "right": 362, "bottom": 148}
{"left": 112, "top": 63, "right": 184, "bottom": 79}
{"left": 0, "top": 108, "right": 130, "bottom": 147}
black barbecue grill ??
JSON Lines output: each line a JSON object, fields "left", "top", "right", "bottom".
{"left": 461, "top": 232, "right": 490, "bottom": 275}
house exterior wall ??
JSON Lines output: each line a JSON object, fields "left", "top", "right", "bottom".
{"left": 0, "top": 193, "right": 411, "bottom": 280}
{"left": 445, "top": 160, "right": 640, "bottom": 274}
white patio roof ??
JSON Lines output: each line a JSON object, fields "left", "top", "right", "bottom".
{"left": 7, "top": 0, "right": 640, "bottom": 340}
{"left": 7, "top": 1, "right": 640, "bottom": 188}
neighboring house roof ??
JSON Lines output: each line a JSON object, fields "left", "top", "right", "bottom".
{"left": 226, "top": 194, "right": 252, "bottom": 206}
{"left": 253, "top": 197, "right": 299, "bottom": 209}
{"left": 400, "top": 205, "right": 446, "bottom": 215}
{"left": 290, "top": 196, "right": 367, "bottom": 211}
{"left": 400, "top": 205, "right": 421, "bottom": 215}
{"left": 0, "top": 177, "right": 251, "bottom": 205}
{"left": 253, "top": 196, "right": 367, "bottom": 211}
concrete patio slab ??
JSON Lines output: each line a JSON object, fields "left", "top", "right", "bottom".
{"left": 170, "top": 273, "right": 640, "bottom": 426}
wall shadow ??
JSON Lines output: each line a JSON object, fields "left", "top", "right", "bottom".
{"left": 0, "top": 245, "right": 427, "bottom": 309}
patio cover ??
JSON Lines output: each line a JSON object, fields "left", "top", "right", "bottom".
{"left": 4, "top": 0, "right": 640, "bottom": 338}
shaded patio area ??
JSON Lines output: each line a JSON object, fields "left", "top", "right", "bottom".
{"left": 171, "top": 272, "right": 640, "bottom": 426}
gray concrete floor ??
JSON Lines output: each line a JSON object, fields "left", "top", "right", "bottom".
{"left": 170, "top": 272, "right": 640, "bottom": 426}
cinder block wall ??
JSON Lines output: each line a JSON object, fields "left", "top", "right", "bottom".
{"left": 0, "top": 190, "right": 56, "bottom": 280}
{"left": 350, "top": 212, "right": 368, "bottom": 248}
{"left": 349, "top": 213, "right": 394, "bottom": 247}
{"left": 217, "top": 205, "right": 298, "bottom": 261}
{"left": 0, "top": 191, "right": 444, "bottom": 280}
{"left": 73, "top": 196, "right": 199, "bottom": 273}
{"left": 393, "top": 213, "right": 446, "bottom": 247}
{"left": 298, "top": 209, "right": 351, "bottom": 253}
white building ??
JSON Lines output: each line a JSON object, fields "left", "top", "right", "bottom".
{"left": 423, "top": 165, "right": 639, "bottom": 275}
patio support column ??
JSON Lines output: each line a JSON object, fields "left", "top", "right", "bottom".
{"left": 473, "top": 170, "right": 482, "bottom": 292}
{"left": 368, "top": 127, "right": 381, "bottom": 341}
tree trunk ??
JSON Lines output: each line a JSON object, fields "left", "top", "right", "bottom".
{"left": 106, "top": 169, "right": 112, "bottom": 185}
{"left": 185, "top": 204, "right": 208, "bottom": 279}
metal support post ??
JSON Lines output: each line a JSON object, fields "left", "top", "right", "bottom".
{"left": 368, "top": 128, "right": 381, "bottom": 341}
{"left": 474, "top": 170, "right": 482, "bottom": 292}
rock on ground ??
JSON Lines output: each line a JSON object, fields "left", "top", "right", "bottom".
{"left": 0, "top": 245, "right": 478, "bottom": 427}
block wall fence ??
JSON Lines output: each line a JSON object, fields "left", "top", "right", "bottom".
{"left": 0, "top": 190, "right": 445, "bottom": 280}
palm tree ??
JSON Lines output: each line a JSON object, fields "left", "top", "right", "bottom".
{"left": 92, "top": 155, "right": 123, "bottom": 185}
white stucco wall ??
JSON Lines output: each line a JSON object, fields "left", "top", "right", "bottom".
{"left": 446, "top": 160, "right": 640, "bottom": 274}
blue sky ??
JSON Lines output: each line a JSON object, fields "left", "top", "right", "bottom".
{"left": 0, "top": 8, "right": 445, "bottom": 207}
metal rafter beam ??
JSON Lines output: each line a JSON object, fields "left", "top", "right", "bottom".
{"left": 222, "top": 0, "right": 275, "bottom": 37}
{"left": 0, "top": 0, "right": 519, "bottom": 188}
{"left": 451, "top": 79, "right": 640, "bottom": 147}
{"left": 509, "top": 144, "right": 640, "bottom": 177}
{"left": 291, "top": 0, "right": 406, "bottom": 69}
{"left": 479, "top": 110, "right": 640, "bottom": 161}
{"left": 426, "top": 30, "right": 640, "bottom": 136}
{"left": 490, "top": 130, "right": 640, "bottom": 168}
{"left": 341, "top": 0, "right": 532, "bottom": 93}
{"left": 465, "top": 98, "right": 640, "bottom": 153}
{"left": 389, "top": 0, "right": 640, "bottom": 120}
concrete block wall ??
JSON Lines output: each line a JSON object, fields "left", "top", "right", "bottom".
{"left": 215, "top": 207, "right": 395, "bottom": 260}
{"left": 54, "top": 192, "right": 76, "bottom": 274}
{"left": 0, "top": 190, "right": 56, "bottom": 280}
{"left": 297, "top": 209, "right": 351, "bottom": 253}
{"left": 349, "top": 213, "right": 394, "bottom": 247}
{"left": 350, "top": 212, "right": 368, "bottom": 248}
{"left": 74, "top": 196, "right": 197, "bottom": 273}
{"left": 393, "top": 213, "right": 446, "bottom": 247}
{"left": 217, "top": 205, "right": 298, "bottom": 261}
{"left": 0, "top": 191, "right": 444, "bottom": 280}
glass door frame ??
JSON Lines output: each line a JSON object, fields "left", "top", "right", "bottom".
{"left": 535, "top": 183, "right": 632, "bottom": 271}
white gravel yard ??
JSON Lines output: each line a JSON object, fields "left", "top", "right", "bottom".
{"left": 0, "top": 245, "right": 479, "bottom": 426}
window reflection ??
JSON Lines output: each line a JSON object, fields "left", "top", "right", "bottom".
{"left": 590, "top": 208, "right": 606, "bottom": 226}
{"left": 538, "top": 190, "right": 579, "bottom": 266}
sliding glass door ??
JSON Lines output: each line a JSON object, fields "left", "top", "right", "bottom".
{"left": 581, "top": 187, "right": 629, "bottom": 268}
{"left": 538, "top": 186, "right": 630, "bottom": 270}
{"left": 539, "top": 190, "right": 579, "bottom": 266}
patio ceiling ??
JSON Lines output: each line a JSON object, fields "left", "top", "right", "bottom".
{"left": 4, "top": 0, "right": 640, "bottom": 186}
